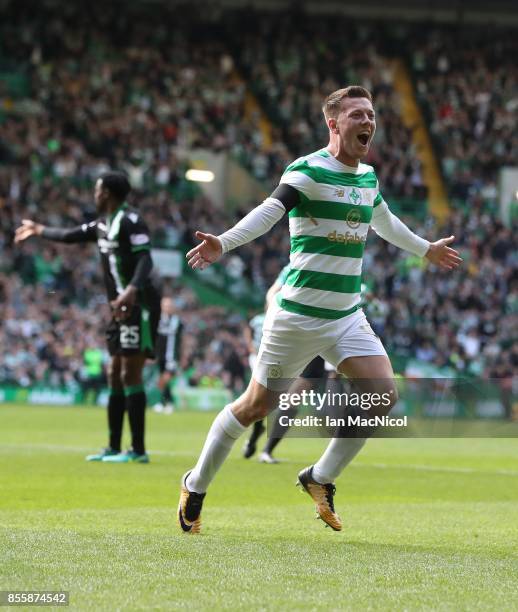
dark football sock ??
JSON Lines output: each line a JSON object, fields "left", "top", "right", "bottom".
{"left": 263, "top": 407, "right": 296, "bottom": 455}
{"left": 125, "top": 385, "right": 147, "bottom": 455}
{"left": 107, "top": 390, "right": 125, "bottom": 452}
{"left": 161, "top": 382, "right": 173, "bottom": 404}
{"left": 248, "top": 419, "right": 265, "bottom": 445}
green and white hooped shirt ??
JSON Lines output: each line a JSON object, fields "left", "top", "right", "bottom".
{"left": 278, "top": 148, "right": 394, "bottom": 320}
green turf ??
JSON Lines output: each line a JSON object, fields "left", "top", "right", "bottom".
{"left": 1, "top": 404, "right": 518, "bottom": 611}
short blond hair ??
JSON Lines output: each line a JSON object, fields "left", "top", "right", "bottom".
{"left": 322, "top": 86, "right": 373, "bottom": 120}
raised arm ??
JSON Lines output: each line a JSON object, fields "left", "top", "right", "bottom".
{"left": 14, "top": 219, "right": 98, "bottom": 244}
{"left": 370, "top": 198, "right": 462, "bottom": 271}
{"left": 186, "top": 184, "right": 300, "bottom": 271}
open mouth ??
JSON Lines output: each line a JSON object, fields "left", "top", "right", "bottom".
{"left": 357, "top": 133, "right": 370, "bottom": 146}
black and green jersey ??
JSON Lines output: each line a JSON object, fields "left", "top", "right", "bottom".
{"left": 43, "top": 202, "right": 160, "bottom": 306}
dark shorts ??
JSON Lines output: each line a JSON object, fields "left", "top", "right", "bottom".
{"left": 155, "top": 334, "right": 179, "bottom": 374}
{"left": 300, "top": 356, "right": 326, "bottom": 379}
{"left": 106, "top": 302, "right": 160, "bottom": 358}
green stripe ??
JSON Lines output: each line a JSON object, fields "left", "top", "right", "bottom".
{"left": 108, "top": 206, "right": 129, "bottom": 290}
{"left": 316, "top": 149, "right": 330, "bottom": 158}
{"left": 140, "top": 307, "right": 153, "bottom": 352}
{"left": 124, "top": 384, "right": 144, "bottom": 397}
{"left": 284, "top": 159, "right": 311, "bottom": 176}
{"left": 290, "top": 235, "right": 365, "bottom": 258}
{"left": 131, "top": 245, "right": 150, "bottom": 253}
{"left": 285, "top": 268, "right": 361, "bottom": 294}
{"left": 108, "top": 202, "right": 128, "bottom": 221}
{"left": 277, "top": 264, "right": 291, "bottom": 285}
{"left": 289, "top": 200, "right": 373, "bottom": 223}
{"left": 284, "top": 162, "right": 377, "bottom": 188}
{"left": 373, "top": 193, "right": 383, "bottom": 207}
{"left": 109, "top": 388, "right": 124, "bottom": 397}
{"left": 115, "top": 254, "right": 128, "bottom": 289}
{"left": 107, "top": 206, "right": 127, "bottom": 240}
{"left": 278, "top": 295, "right": 361, "bottom": 320}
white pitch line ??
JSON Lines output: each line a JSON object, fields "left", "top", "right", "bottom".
{"left": 353, "top": 462, "right": 518, "bottom": 477}
{"left": 0, "top": 443, "right": 192, "bottom": 457}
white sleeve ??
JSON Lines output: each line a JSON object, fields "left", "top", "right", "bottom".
{"left": 217, "top": 198, "right": 285, "bottom": 254}
{"left": 371, "top": 200, "right": 430, "bottom": 257}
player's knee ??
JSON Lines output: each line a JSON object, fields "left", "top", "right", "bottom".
{"left": 233, "top": 391, "right": 270, "bottom": 425}
{"left": 383, "top": 382, "right": 399, "bottom": 412}
{"left": 370, "top": 379, "right": 398, "bottom": 412}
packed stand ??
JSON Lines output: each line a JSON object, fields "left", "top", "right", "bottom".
{"left": 229, "top": 11, "right": 427, "bottom": 199}
{"left": 3, "top": 198, "right": 515, "bottom": 390}
{"left": 0, "top": 3, "right": 267, "bottom": 182}
{"left": 0, "top": 2, "right": 294, "bottom": 292}
{"left": 0, "top": 3, "right": 516, "bottom": 393}
{"left": 409, "top": 26, "right": 517, "bottom": 204}
{"left": 364, "top": 205, "right": 517, "bottom": 380}
{"left": 0, "top": 267, "right": 251, "bottom": 394}
{"left": 0, "top": 4, "right": 426, "bottom": 194}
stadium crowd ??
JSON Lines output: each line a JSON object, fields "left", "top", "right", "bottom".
{"left": 232, "top": 12, "right": 427, "bottom": 198}
{"left": 0, "top": 3, "right": 516, "bottom": 392}
{"left": 410, "top": 26, "right": 517, "bottom": 204}
{"left": 364, "top": 204, "right": 517, "bottom": 380}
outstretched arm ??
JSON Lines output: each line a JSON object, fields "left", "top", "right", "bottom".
{"left": 370, "top": 200, "right": 430, "bottom": 256}
{"left": 371, "top": 201, "right": 462, "bottom": 271}
{"left": 15, "top": 219, "right": 97, "bottom": 244}
{"left": 186, "top": 184, "right": 299, "bottom": 270}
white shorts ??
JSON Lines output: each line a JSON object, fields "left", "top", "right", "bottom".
{"left": 253, "top": 301, "right": 387, "bottom": 389}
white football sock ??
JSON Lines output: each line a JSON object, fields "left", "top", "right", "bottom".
{"left": 312, "top": 437, "right": 366, "bottom": 484}
{"left": 186, "top": 405, "right": 246, "bottom": 493}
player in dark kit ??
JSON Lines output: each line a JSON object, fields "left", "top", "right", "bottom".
{"left": 153, "top": 297, "right": 183, "bottom": 414}
{"left": 15, "top": 172, "right": 161, "bottom": 463}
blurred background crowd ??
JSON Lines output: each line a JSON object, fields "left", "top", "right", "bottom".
{"left": 0, "top": 2, "right": 516, "bottom": 393}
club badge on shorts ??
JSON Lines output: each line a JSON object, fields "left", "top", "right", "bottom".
{"left": 267, "top": 365, "right": 283, "bottom": 379}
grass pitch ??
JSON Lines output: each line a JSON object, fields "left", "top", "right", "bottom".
{"left": 1, "top": 403, "right": 518, "bottom": 611}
